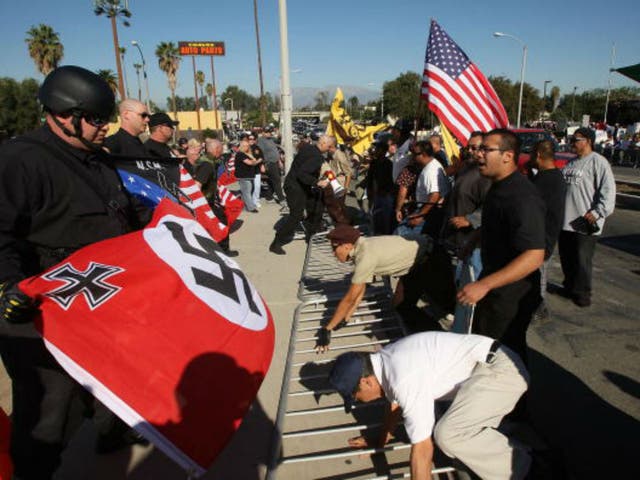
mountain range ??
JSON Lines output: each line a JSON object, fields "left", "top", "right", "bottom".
{"left": 272, "top": 85, "right": 382, "bottom": 109}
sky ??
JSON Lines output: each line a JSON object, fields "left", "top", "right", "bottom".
{"left": 1, "top": 0, "right": 639, "bottom": 109}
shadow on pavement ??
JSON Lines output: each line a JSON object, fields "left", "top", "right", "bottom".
{"left": 599, "top": 234, "right": 640, "bottom": 256}
{"left": 527, "top": 349, "right": 640, "bottom": 478}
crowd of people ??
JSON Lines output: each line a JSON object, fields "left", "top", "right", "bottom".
{"left": 0, "top": 64, "right": 622, "bottom": 479}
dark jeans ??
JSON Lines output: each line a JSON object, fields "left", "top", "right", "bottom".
{"left": 472, "top": 275, "right": 541, "bottom": 362}
{"left": 558, "top": 230, "right": 597, "bottom": 301}
{"left": 211, "top": 200, "right": 230, "bottom": 251}
{"left": 264, "top": 162, "right": 284, "bottom": 202}
{"left": 0, "top": 335, "right": 93, "bottom": 479}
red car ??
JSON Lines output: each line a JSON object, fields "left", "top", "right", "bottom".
{"left": 512, "top": 128, "right": 576, "bottom": 174}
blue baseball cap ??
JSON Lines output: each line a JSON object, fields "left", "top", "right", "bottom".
{"left": 329, "top": 352, "right": 365, "bottom": 413}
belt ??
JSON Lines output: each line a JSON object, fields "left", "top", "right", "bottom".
{"left": 485, "top": 340, "right": 501, "bottom": 363}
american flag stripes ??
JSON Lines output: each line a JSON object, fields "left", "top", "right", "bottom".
{"left": 421, "top": 20, "right": 509, "bottom": 145}
{"left": 178, "top": 166, "right": 228, "bottom": 242}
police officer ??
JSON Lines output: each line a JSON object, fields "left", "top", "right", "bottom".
{"left": 0, "top": 66, "right": 150, "bottom": 479}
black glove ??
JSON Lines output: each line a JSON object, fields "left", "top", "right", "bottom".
{"left": 0, "top": 282, "right": 38, "bottom": 324}
{"left": 315, "top": 327, "right": 332, "bottom": 349}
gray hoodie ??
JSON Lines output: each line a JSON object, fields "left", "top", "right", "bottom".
{"left": 561, "top": 151, "right": 616, "bottom": 235}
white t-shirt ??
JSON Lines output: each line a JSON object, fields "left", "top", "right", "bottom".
{"left": 370, "top": 332, "right": 494, "bottom": 444}
{"left": 415, "top": 159, "right": 450, "bottom": 203}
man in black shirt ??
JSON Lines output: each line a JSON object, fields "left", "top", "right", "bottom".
{"left": 457, "top": 129, "right": 545, "bottom": 360}
{"left": 144, "top": 112, "right": 179, "bottom": 158}
{"left": 269, "top": 135, "right": 335, "bottom": 255}
{"left": 104, "top": 98, "right": 149, "bottom": 156}
{"left": 531, "top": 140, "right": 566, "bottom": 320}
{"left": 0, "top": 66, "right": 150, "bottom": 479}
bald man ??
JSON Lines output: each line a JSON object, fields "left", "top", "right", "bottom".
{"left": 270, "top": 135, "right": 335, "bottom": 255}
{"left": 104, "top": 99, "right": 150, "bottom": 156}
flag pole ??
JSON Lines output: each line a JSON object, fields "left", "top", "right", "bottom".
{"left": 604, "top": 43, "right": 616, "bottom": 125}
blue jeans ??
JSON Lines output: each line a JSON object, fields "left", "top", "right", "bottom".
{"left": 394, "top": 219, "right": 425, "bottom": 238}
{"left": 238, "top": 178, "right": 256, "bottom": 211}
{"left": 253, "top": 174, "right": 261, "bottom": 207}
{"left": 455, "top": 248, "right": 483, "bottom": 284}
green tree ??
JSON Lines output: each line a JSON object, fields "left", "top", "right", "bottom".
{"left": 383, "top": 71, "right": 427, "bottom": 122}
{"left": 196, "top": 70, "right": 205, "bottom": 108}
{"left": 148, "top": 100, "right": 164, "bottom": 113}
{"left": 347, "top": 96, "right": 360, "bottom": 118}
{"left": 221, "top": 85, "right": 258, "bottom": 112}
{"left": 96, "top": 69, "right": 119, "bottom": 95}
{"left": 25, "top": 24, "right": 64, "bottom": 76}
{"left": 0, "top": 78, "right": 40, "bottom": 139}
{"left": 156, "top": 41, "right": 181, "bottom": 119}
{"left": 314, "top": 90, "right": 330, "bottom": 110}
{"left": 93, "top": 0, "right": 131, "bottom": 100}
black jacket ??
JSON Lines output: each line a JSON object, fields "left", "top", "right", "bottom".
{"left": 104, "top": 128, "right": 147, "bottom": 157}
{"left": 0, "top": 126, "right": 149, "bottom": 284}
{"left": 285, "top": 144, "right": 325, "bottom": 190}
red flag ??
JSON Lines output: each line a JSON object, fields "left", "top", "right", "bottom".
{"left": 178, "top": 166, "right": 229, "bottom": 242}
{"left": 217, "top": 184, "right": 244, "bottom": 227}
{"left": 18, "top": 199, "right": 275, "bottom": 476}
{"left": 217, "top": 154, "right": 237, "bottom": 186}
{"left": 421, "top": 19, "right": 509, "bottom": 145}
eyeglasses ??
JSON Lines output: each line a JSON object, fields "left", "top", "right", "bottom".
{"left": 468, "top": 145, "right": 482, "bottom": 151}
{"left": 479, "top": 145, "right": 504, "bottom": 153}
{"left": 84, "top": 115, "right": 109, "bottom": 127}
{"left": 570, "top": 137, "right": 587, "bottom": 143}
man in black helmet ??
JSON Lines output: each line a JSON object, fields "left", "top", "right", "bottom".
{"left": 0, "top": 65, "right": 151, "bottom": 479}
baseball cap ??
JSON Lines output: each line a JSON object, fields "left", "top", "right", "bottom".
{"left": 326, "top": 225, "right": 361, "bottom": 247}
{"left": 329, "top": 352, "right": 366, "bottom": 413}
{"left": 149, "top": 112, "right": 179, "bottom": 128}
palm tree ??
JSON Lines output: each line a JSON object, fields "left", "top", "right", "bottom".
{"left": 155, "top": 42, "right": 181, "bottom": 120}
{"left": 25, "top": 24, "right": 64, "bottom": 76}
{"left": 93, "top": 0, "right": 131, "bottom": 101}
{"left": 96, "top": 69, "right": 119, "bottom": 95}
{"left": 196, "top": 70, "right": 205, "bottom": 105}
{"left": 205, "top": 83, "right": 214, "bottom": 111}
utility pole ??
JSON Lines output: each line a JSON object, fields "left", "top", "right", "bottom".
{"left": 210, "top": 56, "right": 220, "bottom": 130}
{"left": 278, "top": 0, "right": 294, "bottom": 173}
{"left": 192, "top": 56, "right": 202, "bottom": 130}
{"left": 253, "top": 0, "right": 267, "bottom": 126}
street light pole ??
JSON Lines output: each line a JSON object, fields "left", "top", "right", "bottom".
{"left": 543, "top": 80, "right": 551, "bottom": 112}
{"left": 278, "top": 0, "right": 294, "bottom": 174}
{"left": 131, "top": 41, "right": 151, "bottom": 112}
{"left": 494, "top": 32, "right": 527, "bottom": 128}
{"left": 572, "top": 86, "right": 578, "bottom": 121}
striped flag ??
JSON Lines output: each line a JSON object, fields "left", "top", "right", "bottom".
{"left": 421, "top": 19, "right": 509, "bottom": 146}
{"left": 217, "top": 184, "right": 244, "bottom": 227}
{"left": 218, "top": 154, "right": 237, "bottom": 186}
{"left": 178, "top": 166, "right": 229, "bottom": 242}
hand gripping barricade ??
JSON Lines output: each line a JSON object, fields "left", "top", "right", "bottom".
{"left": 267, "top": 229, "right": 467, "bottom": 480}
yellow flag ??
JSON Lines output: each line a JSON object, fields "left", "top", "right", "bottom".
{"left": 326, "top": 88, "right": 388, "bottom": 156}
{"left": 440, "top": 121, "right": 461, "bottom": 165}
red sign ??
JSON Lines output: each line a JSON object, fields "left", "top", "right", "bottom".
{"left": 178, "top": 41, "right": 225, "bottom": 56}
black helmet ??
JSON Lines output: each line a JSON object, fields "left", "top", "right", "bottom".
{"left": 38, "top": 65, "right": 115, "bottom": 120}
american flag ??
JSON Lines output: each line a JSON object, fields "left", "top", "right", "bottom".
{"left": 218, "top": 153, "right": 237, "bottom": 186}
{"left": 178, "top": 166, "right": 229, "bottom": 242}
{"left": 217, "top": 184, "right": 244, "bottom": 227}
{"left": 422, "top": 20, "right": 509, "bottom": 145}
{"left": 117, "top": 170, "right": 176, "bottom": 208}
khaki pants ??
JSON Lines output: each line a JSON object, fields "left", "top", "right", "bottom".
{"left": 433, "top": 346, "right": 531, "bottom": 480}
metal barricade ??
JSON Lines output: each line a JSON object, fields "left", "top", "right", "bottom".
{"left": 267, "top": 231, "right": 462, "bottom": 479}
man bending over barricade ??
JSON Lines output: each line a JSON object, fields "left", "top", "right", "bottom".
{"left": 314, "top": 225, "right": 440, "bottom": 353}
{"left": 329, "top": 332, "right": 532, "bottom": 480}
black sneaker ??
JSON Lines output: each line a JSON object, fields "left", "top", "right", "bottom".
{"left": 572, "top": 295, "right": 591, "bottom": 307}
{"left": 223, "top": 249, "right": 239, "bottom": 257}
{"left": 269, "top": 241, "right": 286, "bottom": 255}
{"left": 96, "top": 429, "right": 149, "bottom": 454}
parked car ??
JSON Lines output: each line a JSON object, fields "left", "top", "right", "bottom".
{"left": 512, "top": 128, "right": 575, "bottom": 174}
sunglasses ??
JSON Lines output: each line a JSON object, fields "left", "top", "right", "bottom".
{"left": 570, "top": 137, "right": 587, "bottom": 143}
{"left": 468, "top": 145, "right": 482, "bottom": 151}
{"left": 84, "top": 115, "right": 110, "bottom": 127}
{"left": 134, "top": 111, "right": 150, "bottom": 119}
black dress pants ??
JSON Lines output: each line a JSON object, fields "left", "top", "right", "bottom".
{"left": 0, "top": 335, "right": 92, "bottom": 479}
{"left": 211, "top": 200, "right": 230, "bottom": 251}
{"left": 558, "top": 230, "right": 597, "bottom": 301}
{"left": 275, "top": 182, "right": 307, "bottom": 244}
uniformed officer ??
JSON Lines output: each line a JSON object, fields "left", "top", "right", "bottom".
{"left": 0, "top": 66, "right": 150, "bottom": 478}
{"left": 314, "top": 225, "right": 437, "bottom": 353}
